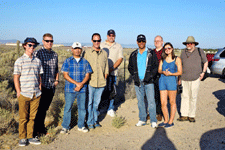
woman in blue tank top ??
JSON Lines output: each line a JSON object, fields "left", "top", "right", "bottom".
{"left": 158, "top": 42, "right": 182, "bottom": 128}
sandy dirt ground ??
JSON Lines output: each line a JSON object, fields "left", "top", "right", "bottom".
{"left": 13, "top": 76, "right": 225, "bottom": 150}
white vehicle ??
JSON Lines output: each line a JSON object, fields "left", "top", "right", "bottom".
{"left": 210, "top": 47, "right": 225, "bottom": 78}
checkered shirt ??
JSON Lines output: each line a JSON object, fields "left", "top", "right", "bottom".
{"left": 13, "top": 53, "right": 43, "bottom": 99}
{"left": 33, "top": 47, "right": 58, "bottom": 89}
{"left": 61, "top": 56, "right": 92, "bottom": 93}
{"left": 154, "top": 48, "right": 163, "bottom": 63}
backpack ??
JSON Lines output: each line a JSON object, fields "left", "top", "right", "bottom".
{"left": 197, "top": 48, "right": 208, "bottom": 81}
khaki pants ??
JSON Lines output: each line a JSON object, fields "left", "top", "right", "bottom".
{"left": 18, "top": 94, "right": 40, "bottom": 139}
{"left": 181, "top": 78, "right": 200, "bottom": 117}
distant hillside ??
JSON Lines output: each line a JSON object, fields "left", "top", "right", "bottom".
{"left": 0, "top": 39, "right": 21, "bottom": 44}
{"left": 0, "top": 40, "right": 154, "bottom": 48}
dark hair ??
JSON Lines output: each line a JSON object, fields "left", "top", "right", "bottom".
{"left": 43, "top": 33, "right": 53, "bottom": 40}
{"left": 22, "top": 43, "right": 26, "bottom": 50}
{"left": 91, "top": 33, "right": 101, "bottom": 40}
{"left": 161, "top": 42, "right": 175, "bottom": 61}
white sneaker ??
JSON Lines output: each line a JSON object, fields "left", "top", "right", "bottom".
{"left": 135, "top": 121, "right": 146, "bottom": 127}
{"left": 151, "top": 122, "right": 158, "bottom": 128}
{"left": 107, "top": 109, "right": 116, "bottom": 117}
{"left": 78, "top": 127, "right": 88, "bottom": 133}
{"left": 60, "top": 128, "right": 69, "bottom": 134}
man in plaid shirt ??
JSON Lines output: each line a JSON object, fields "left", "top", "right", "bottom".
{"left": 33, "top": 33, "right": 59, "bottom": 136}
{"left": 60, "top": 42, "right": 92, "bottom": 134}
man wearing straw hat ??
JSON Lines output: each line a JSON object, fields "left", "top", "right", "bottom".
{"left": 178, "top": 36, "right": 208, "bottom": 123}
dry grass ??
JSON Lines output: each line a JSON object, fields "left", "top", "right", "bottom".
{"left": 112, "top": 116, "right": 126, "bottom": 128}
{"left": 39, "top": 126, "right": 61, "bottom": 144}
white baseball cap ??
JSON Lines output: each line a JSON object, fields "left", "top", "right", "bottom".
{"left": 72, "top": 42, "right": 82, "bottom": 49}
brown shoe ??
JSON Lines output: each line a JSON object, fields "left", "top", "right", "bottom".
{"left": 146, "top": 114, "right": 150, "bottom": 120}
{"left": 188, "top": 117, "right": 195, "bottom": 122}
{"left": 156, "top": 114, "right": 162, "bottom": 121}
{"left": 177, "top": 116, "right": 188, "bottom": 121}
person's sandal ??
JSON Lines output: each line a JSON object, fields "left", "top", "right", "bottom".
{"left": 177, "top": 116, "right": 188, "bottom": 121}
{"left": 188, "top": 117, "right": 196, "bottom": 122}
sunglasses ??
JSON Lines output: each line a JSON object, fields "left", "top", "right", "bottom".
{"left": 165, "top": 47, "right": 172, "bottom": 50}
{"left": 93, "top": 40, "right": 101, "bottom": 43}
{"left": 44, "top": 40, "right": 54, "bottom": 43}
{"left": 137, "top": 40, "right": 146, "bottom": 43}
{"left": 108, "top": 35, "right": 115, "bottom": 37}
{"left": 187, "top": 43, "right": 193, "bottom": 45}
{"left": 27, "top": 44, "right": 37, "bottom": 48}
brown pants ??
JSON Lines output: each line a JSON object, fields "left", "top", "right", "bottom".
{"left": 18, "top": 94, "right": 40, "bottom": 139}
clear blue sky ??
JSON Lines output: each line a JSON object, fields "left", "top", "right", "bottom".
{"left": 1, "top": 0, "right": 225, "bottom": 48}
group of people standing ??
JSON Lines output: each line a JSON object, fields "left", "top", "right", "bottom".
{"left": 13, "top": 30, "right": 123, "bottom": 146}
{"left": 13, "top": 30, "right": 208, "bottom": 147}
{"left": 128, "top": 35, "right": 208, "bottom": 129}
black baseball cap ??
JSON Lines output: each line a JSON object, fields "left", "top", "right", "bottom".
{"left": 137, "top": 34, "right": 146, "bottom": 42}
{"left": 107, "top": 29, "right": 115, "bottom": 35}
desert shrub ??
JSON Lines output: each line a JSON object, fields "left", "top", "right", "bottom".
{"left": 0, "top": 107, "right": 12, "bottom": 130}
{"left": 112, "top": 116, "right": 126, "bottom": 128}
{"left": 39, "top": 126, "right": 60, "bottom": 144}
{"left": 123, "top": 74, "right": 136, "bottom": 100}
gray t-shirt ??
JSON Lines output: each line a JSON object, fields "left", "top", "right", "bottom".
{"left": 180, "top": 47, "right": 207, "bottom": 81}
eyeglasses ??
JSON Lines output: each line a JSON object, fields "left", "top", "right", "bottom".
{"left": 165, "top": 47, "right": 172, "bottom": 50}
{"left": 44, "top": 40, "right": 54, "bottom": 43}
{"left": 93, "top": 40, "right": 101, "bottom": 43}
{"left": 27, "top": 44, "right": 37, "bottom": 48}
{"left": 187, "top": 43, "right": 193, "bottom": 45}
{"left": 137, "top": 40, "right": 146, "bottom": 43}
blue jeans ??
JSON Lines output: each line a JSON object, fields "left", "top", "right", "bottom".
{"left": 87, "top": 85, "right": 105, "bottom": 126}
{"left": 134, "top": 82, "right": 157, "bottom": 123}
{"left": 62, "top": 92, "right": 86, "bottom": 129}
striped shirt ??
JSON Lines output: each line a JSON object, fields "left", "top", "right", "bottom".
{"left": 13, "top": 53, "right": 43, "bottom": 98}
{"left": 61, "top": 56, "right": 92, "bottom": 93}
{"left": 33, "top": 47, "right": 58, "bottom": 89}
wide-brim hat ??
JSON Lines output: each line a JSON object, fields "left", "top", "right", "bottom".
{"left": 183, "top": 36, "right": 198, "bottom": 46}
{"left": 24, "top": 37, "right": 39, "bottom": 45}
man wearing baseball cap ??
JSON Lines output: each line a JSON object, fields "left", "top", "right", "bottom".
{"left": 178, "top": 36, "right": 208, "bottom": 122}
{"left": 14, "top": 37, "right": 43, "bottom": 146}
{"left": 128, "top": 34, "right": 158, "bottom": 128}
{"left": 100, "top": 29, "right": 123, "bottom": 117}
{"left": 60, "top": 42, "right": 92, "bottom": 134}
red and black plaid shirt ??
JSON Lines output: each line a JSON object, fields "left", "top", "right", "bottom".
{"left": 154, "top": 48, "right": 163, "bottom": 63}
